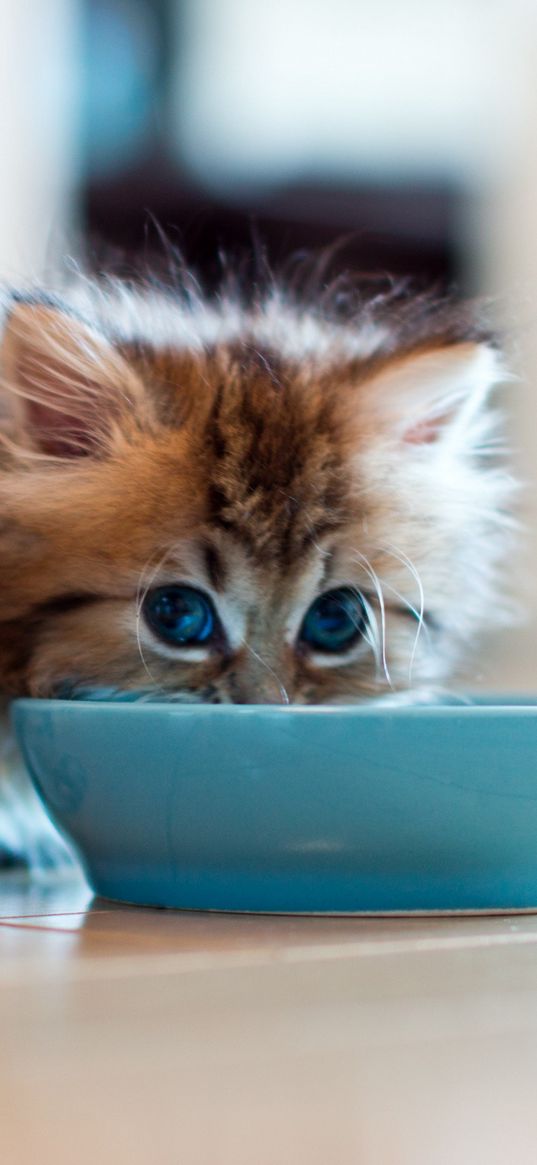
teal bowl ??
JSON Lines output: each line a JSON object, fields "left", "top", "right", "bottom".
{"left": 12, "top": 697, "right": 537, "bottom": 914}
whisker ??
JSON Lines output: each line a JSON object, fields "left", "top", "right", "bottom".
{"left": 380, "top": 544, "right": 426, "bottom": 682}
{"left": 359, "top": 593, "right": 382, "bottom": 672}
{"left": 380, "top": 579, "right": 431, "bottom": 642}
{"left": 350, "top": 550, "right": 393, "bottom": 688}
{"left": 134, "top": 548, "right": 173, "bottom": 694}
{"left": 240, "top": 638, "right": 290, "bottom": 705}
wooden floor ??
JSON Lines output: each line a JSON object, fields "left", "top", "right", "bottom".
{"left": 2, "top": 874, "right": 537, "bottom": 1164}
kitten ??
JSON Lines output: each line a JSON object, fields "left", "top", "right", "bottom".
{"left": 0, "top": 273, "right": 514, "bottom": 861}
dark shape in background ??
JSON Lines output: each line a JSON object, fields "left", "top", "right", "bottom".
{"left": 81, "top": 0, "right": 463, "bottom": 290}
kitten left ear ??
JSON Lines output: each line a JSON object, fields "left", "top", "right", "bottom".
{"left": 0, "top": 302, "right": 149, "bottom": 457}
{"left": 362, "top": 342, "right": 505, "bottom": 447}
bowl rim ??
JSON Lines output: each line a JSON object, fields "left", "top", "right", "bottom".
{"left": 11, "top": 694, "right": 537, "bottom": 718}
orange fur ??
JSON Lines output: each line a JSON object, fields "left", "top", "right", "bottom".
{"left": 0, "top": 286, "right": 513, "bottom": 703}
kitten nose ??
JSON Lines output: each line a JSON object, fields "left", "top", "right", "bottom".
{"left": 226, "top": 659, "right": 291, "bottom": 705}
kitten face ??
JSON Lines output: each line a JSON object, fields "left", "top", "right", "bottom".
{"left": 0, "top": 285, "right": 512, "bottom": 703}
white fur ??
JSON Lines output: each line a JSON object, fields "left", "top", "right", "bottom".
{"left": 0, "top": 703, "right": 76, "bottom": 871}
{"left": 0, "top": 278, "right": 391, "bottom": 368}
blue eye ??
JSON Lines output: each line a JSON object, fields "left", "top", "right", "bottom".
{"left": 143, "top": 585, "right": 216, "bottom": 646}
{"left": 300, "top": 588, "right": 367, "bottom": 653}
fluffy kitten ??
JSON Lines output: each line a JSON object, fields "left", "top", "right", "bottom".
{"left": 0, "top": 272, "right": 514, "bottom": 860}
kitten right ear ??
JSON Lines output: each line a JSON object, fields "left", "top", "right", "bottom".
{"left": 0, "top": 301, "right": 150, "bottom": 457}
{"left": 357, "top": 341, "right": 505, "bottom": 449}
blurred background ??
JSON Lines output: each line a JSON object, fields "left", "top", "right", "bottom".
{"left": 1, "top": 0, "right": 536, "bottom": 690}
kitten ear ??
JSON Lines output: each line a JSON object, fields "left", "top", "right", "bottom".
{"left": 0, "top": 301, "right": 148, "bottom": 457}
{"left": 362, "top": 342, "right": 504, "bottom": 447}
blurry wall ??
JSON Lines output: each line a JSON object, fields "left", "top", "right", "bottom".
{"left": 0, "top": 0, "right": 80, "bottom": 279}
{"left": 478, "top": 4, "right": 537, "bottom": 692}
{"left": 176, "top": 0, "right": 507, "bottom": 192}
